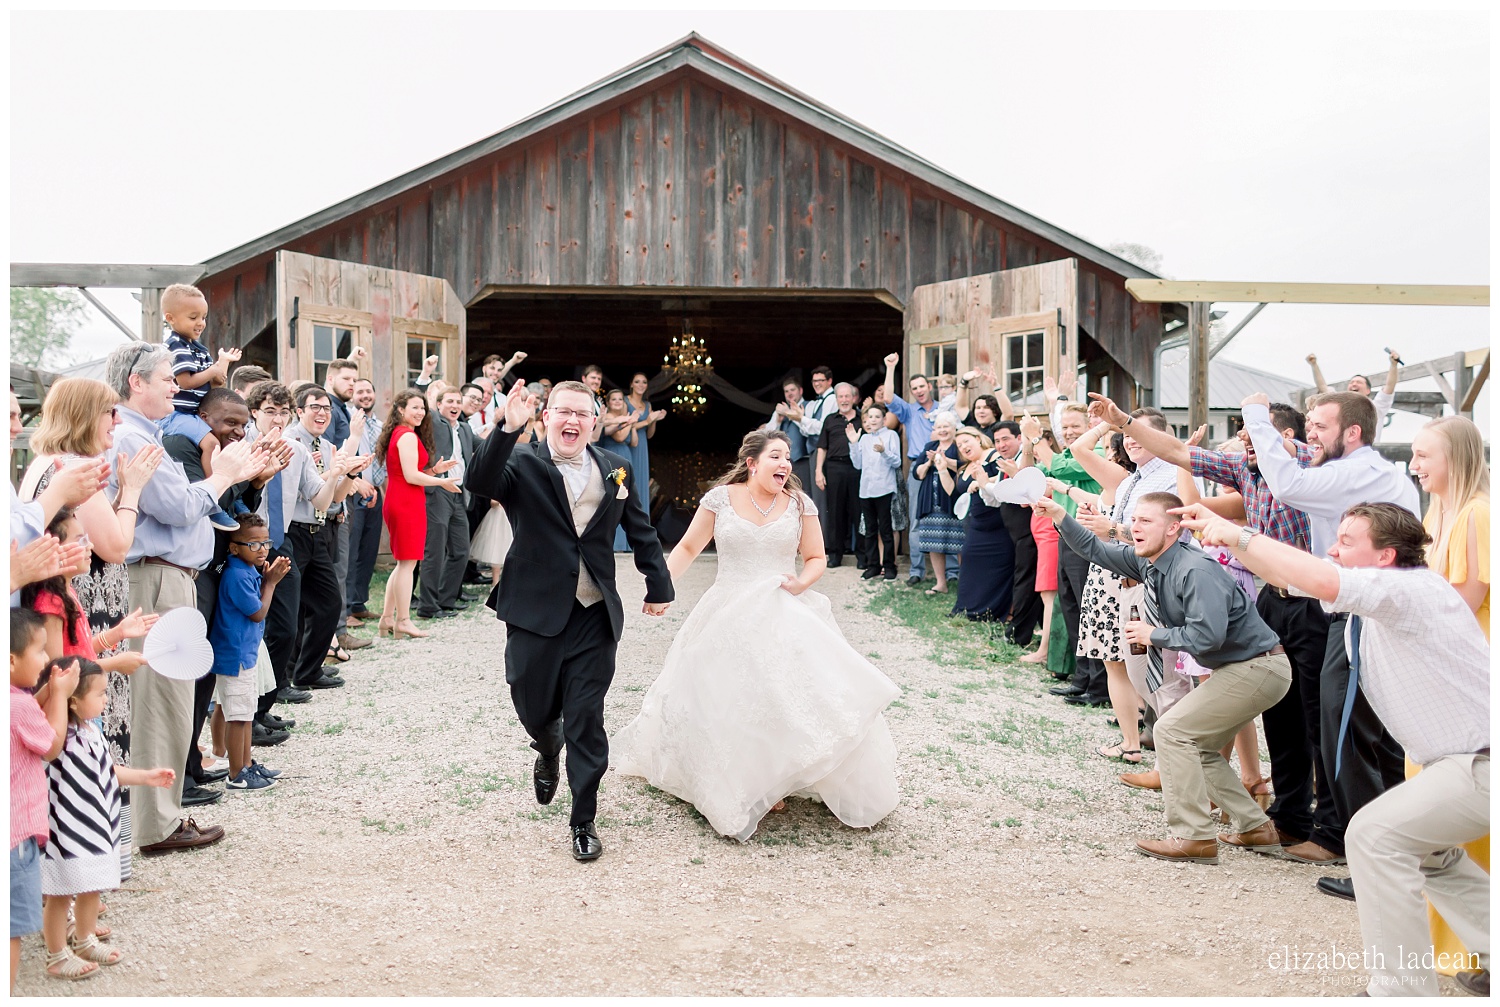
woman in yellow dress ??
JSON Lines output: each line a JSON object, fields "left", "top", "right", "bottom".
{"left": 1408, "top": 414, "right": 1489, "bottom": 978}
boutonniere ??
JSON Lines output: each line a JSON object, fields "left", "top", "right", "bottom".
{"left": 609, "top": 466, "right": 629, "bottom": 500}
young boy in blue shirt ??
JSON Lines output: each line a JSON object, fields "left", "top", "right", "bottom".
{"left": 210, "top": 516, "right": 290, "bottom": 792}
{"left": 160, "top": 282, "right": 241, "bottom": 530}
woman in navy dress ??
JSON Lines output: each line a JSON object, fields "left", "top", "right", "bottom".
{"left": 614, "top": 373, "right": 665, "bottom": 551}
{"left": 943, "top": 426, "right": 1015, "bottom": 621}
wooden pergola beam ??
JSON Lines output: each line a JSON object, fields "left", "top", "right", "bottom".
{"left": 1126, "top": 280, "right": 1489, "bottom": 307}
{"left": 1460, "top": 351, "right": 1489, "bottom": 414}
{"left": 9, "top": 263, "right": 205, "bottom": 288}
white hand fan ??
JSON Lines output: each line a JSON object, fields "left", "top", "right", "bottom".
{"left": 141, "top": 606, "right": 215, "bottom": 681}
{"left": 999, "top": 466, "right": 1048, "bottom": 505}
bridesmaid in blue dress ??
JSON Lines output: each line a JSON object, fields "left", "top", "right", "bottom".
{"left": 614, "top": 372, "right": 665, "bottom": 550}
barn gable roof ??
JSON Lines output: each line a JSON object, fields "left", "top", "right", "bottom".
{"left": 198, "top": 32, "right": 1154, "bottom": 284}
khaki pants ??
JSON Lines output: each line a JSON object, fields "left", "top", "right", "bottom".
{"left": 1120, "top": 581, "right": 1192, "bottom": 716}
{"left": 1155, "top": 652, "right": 1290, "bottom": 840}
{"left": 1348, "top": 754, "right": 1489, "bottom": 997}
{"left": 127, "top": 562, "right": 199, "bottom": 848}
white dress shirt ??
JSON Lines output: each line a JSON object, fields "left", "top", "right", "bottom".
{"left": 1299, "top": 565, "right": 1490, "bottom": 766}
{"left": 797, "top": 388, "right": 837, "bottom": 438}
{"left": 1243, "top": 402, "right": 1420, "bottom": 556}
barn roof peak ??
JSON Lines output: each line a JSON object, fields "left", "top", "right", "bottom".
{"left": 198, "top": 32, "right": 1154, "bottom": 282}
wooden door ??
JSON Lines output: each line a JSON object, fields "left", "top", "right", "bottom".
{"left": 904, "top": 260, "right": 1078, "bottom": 417}
{"left": 275, "top": 251, "right": 466, "bottom": 400}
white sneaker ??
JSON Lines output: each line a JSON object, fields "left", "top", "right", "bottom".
{"left": 203, "top": 753, "right": 230, "bottom": 773}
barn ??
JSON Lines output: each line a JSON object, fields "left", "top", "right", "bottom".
{"left": 190, "top": 33, "right": 1174, "bottom": 507}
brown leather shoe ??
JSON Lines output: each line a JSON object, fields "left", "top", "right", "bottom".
{"left": 337, "top": 632, "right": 373, "bottom": 651}
{"left": 1281, "top": 840, "right": 1346, "bottom": 864}
{"left": 1136, "top": 836, "right": 1219, "bottom": 864}
{"left": 1119, "top": 769, "right": 1162, "bottom": 791}
{"left": 139, "top": 818, "right": 225, "bottom": 854}
{"left": 1219, "top": 820, "right": 1283, "bottom": 853}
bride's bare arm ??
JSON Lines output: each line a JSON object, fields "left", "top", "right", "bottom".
{"left": 667, "top": 503, "right": 717, "bottom": 581}
{"left": 781, "top": 507, "right": 827, "bottom": 596}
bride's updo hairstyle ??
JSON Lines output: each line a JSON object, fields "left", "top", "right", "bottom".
{"left": 715, "top": 429, "right": 804, "bottom": 501}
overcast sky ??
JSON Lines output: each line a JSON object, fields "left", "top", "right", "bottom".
{"left": 9, "top": 11, "right": 1490, "bottom": 428}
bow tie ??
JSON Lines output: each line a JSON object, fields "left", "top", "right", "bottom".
{"left": 551, "top": 452, "right": 588, "bottom": 471}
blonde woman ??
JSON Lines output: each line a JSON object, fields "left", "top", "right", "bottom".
{"left": 1408, "top": 414, "right": 1489, "bottom": 984}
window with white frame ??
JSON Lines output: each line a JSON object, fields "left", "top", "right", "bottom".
{"left": 312, "top": 324, "right": 356, "bottom": 386}
{"left": 1004, "top": 330, "right": 1046, "bottom": 406}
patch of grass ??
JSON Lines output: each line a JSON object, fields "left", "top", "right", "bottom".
{"left": 360, "top": 817, "right": 406, "bottom": 834}
{"left": 867, "top": 583, "right": 1026, "bottom": 667}
{"left": 321, "top": 721, "right": 346, "bottom": 736}
{"left": 1004, "top": 816, "right": 1022, "bottom": 827}
{"left": 689, "top": 857, "right": 704, "bottom": 865}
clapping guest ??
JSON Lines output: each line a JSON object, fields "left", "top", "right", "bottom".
{"left": 912, "top": 412, "right": 964, "bottom": 596}
{"left": 943, "top": 427, "right": 1012, "bottom": 620}
{"left": 848, "top": 406, "right": 901, "bottom": 579}
{"left": 620, "top": 372, "right": 665, "bottom": 548}
{"left": 991, "top": 422, "right": 1043, "bottom": 649}
{"left": 345, "top": 378, "right": 386, "bottom": 627}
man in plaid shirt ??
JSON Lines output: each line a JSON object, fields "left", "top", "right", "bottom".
{"left": 1087, "top": 394, "right": 1343, "bottom": 865}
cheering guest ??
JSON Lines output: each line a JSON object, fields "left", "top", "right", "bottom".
{"left": 345, "top": 378, "right": 385, "bottom": 626}
{"left": 912, "top": 412, "right": 964, "bottom": 596}
{"left": 815, "top": 383, "right": 861, "bottom": 566}
{"left": 848, "top": 406, "right": 901, "bottom": 579}
{"left": 1180, "top": 501, "right": 1488, "bottom": 996}
{"left": 764, "top": 376, "right": 816, "bottom": 499}
{"left": 990, "top": 422, "right": 1042, "bottom": 647}
{"left": 1037, "top": 491, "right": 1290, "bottom": 864}
{"left": 1306, "top": 348, "right": 1400, "bottom": 443}
{"left": 882, "top": 352, "right": 957, "bottom": 586}
{"left": 944, "top": 427, "right": 1012, "bottom": 620}
{"left": 964, "top": 393, "right": 1005, "bottom": 440}
{"left": 623, "top": 371, "right": 664, "bottom": 518}
{"left": 375, "top": 391, "right": 462, "bottom": 639}
{"left": 417, "top": 387, "right": 476, "bottom": 619}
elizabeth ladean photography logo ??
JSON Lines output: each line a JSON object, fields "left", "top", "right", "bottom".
{"left": 1268, "top": 944, "right": 1481, "bottom": 973}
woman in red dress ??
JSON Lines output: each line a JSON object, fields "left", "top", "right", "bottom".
{"left": 375, "top": 390, "right": 461, "bottom": 638}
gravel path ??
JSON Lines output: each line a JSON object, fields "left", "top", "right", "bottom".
{"left": 16, "top": 557, "right": 1399, "bottom": 996}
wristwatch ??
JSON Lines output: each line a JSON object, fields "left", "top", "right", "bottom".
{"left": 1236, "top": 527, "right": 1258, "bottom": 552}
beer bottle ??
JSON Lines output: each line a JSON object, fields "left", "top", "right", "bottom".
{"left": 1128, "top": 604, "right": 1148, "bottom": 656}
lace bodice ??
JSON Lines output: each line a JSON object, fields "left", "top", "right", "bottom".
{"left": 701, "top": 485, "right": 816, "bottom": 584}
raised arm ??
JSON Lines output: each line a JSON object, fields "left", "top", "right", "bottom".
{"left": 1065, "top": 421, "right": 1129, "bottom": 493}
{"left": 1088, "top": 393, "right": 1190, "bottom": 469}
{"left": 882, "top": 352, "right": 900, "bottom": 402}
{"left": 1381, "top": 348, "right": 1400, "bottom": 396}
{"left": 1035, "top": 496, "right": 1147, "bottom": 581}
{"left": 1175, "top": 503, "right": 1340, "bottom": 599}
{"left": 1306, "top": 353, "right": 1330, "bottom": 394}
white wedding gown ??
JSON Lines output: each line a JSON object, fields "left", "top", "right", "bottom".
{"left": 612, "top": 486, "right": 900, "bottom": 842}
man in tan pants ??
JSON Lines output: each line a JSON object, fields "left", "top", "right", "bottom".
{"left": 1038, "top": 491, "right": 1289, "bottom": 864}
{"left": 1179, "top": 501, "right": 1488, "bottom": 995}
{"left": 103, "top": 341, "right": 265, "bottom": 852}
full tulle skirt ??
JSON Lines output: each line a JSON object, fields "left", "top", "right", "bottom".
{"left": 612, "top": 574, "right": 900, "bottom": 842}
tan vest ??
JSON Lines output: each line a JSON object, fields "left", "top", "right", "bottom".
{"left": 557, "top": 455, "right": 607, "bottom": 607}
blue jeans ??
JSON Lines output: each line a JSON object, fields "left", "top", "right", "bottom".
{"left": 906, "top": 470, "right": 958, "bottom": 580}
{"left": 10, "top": 838, "right": 42, "bottom": 937}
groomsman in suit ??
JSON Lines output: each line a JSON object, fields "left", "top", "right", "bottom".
{"left": 764, "top": 376, "right": 815, "bottom": 498}
{"left": 417, "top": 387, "right": 477, "bottom": 619}
{"left": 799, "top": 366, "right": 837, "bottom": 515}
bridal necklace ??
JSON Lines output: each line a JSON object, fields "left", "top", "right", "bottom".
{"left": 747, "top": 481, "right": 779, "bottom": 518}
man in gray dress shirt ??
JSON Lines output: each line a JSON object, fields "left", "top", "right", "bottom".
{"left": 417, "top": 387, "right": 476, "bottom": 619}
{"left": 1037, "top": 489, "right": 1290, "bottom": 865}
{"left": 102, "top": 342, "right": 265, "bottom": 853}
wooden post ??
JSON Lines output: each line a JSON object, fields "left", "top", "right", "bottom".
{"left": 1452, "top": 350, "right": 1473, "bottom": 419}
{"left": 1188, "top": 301, "right": 1210, "bottom": 432}
{"left": 140, "top": 288, "right": 162, "bottom": 343}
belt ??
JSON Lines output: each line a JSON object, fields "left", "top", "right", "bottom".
{"left": 141, "top": 556, "right": 199, "bottom": 581}
{"left": 290, "top": 520, "right": 324, "bottom": 533}
{"left": 1121, "top": 578, "right": 1140, "bottom": 589}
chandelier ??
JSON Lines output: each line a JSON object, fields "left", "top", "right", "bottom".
{"left": 662, "top": 319, "right": 713, "bottom": 419}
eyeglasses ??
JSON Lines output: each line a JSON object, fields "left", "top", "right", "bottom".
{"left": 257, "top": 409, "right": 292, "bottom": 421}
{"left": 102, "top": 406, "right": 119, "bottom": 421}
{"left": 548, "top": 408, "right": 594, "bottom": 422}
{"left": 302, "top": 404, "right": 332, "bottom": 414}
{"left": 234, "top": 540, "right": 273, "bottom": 552}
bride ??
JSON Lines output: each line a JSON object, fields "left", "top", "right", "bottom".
{"left": 612, "top": 429, "right": 900, "bottom": 842}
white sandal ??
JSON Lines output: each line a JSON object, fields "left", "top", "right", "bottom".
{"left": 68, "top": 934, "right": 123, "bottom": 966}
{"left": 44, "top": 947, "right": 98, "bottom": 980}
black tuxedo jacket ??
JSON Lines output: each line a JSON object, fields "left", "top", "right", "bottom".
{"left": 426, "top": 417, "right": 476, "bottom": 501}
{"left": 466, "top": 426, "right": 673, "bottom": 640}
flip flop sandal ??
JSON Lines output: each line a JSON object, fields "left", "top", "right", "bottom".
{"left": 69, "top": 935, "right": 123, "bottom": 966}
{"left": 44, "top": 948, "right": 98, "bottom": 980}
{"left": 325, "top": 646, "right": 351, "bottom": 664}
{"left": 924, "top": 587, "right": 949, "bottom": 596}
{"left": 1096, "top": 740, "right": 1143, "bottom": 764}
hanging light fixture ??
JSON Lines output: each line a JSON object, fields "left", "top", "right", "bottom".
{"left": 661, "top": 318, "right": 713, "bottom": 419}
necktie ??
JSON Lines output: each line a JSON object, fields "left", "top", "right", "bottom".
{"left": 1334, "top": 615, "right": 1363, "bottom": 779}
{"left": 310, "top": 436, "right": 324, "bottom": 473}
{"left": 1142, "top": 572, "right": 1165, "bottom": 693}
{"left": 267, "top": 470, "right": 284, "bottom": 550}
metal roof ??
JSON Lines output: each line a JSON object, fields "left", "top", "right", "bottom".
{"left": 1156, "top": 343, "right": 1302, "bottom": 410}
{"left": 198, "top": 34, "right": 1157, "bottom": 284}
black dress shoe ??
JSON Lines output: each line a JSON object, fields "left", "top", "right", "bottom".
{"left": 828, "top": 555, "right": 842, "bottom": 568}
{"left": 571, "top": 822, "right": 603, "bottom": 862}
{"left": 181, "top": 784, "right": 223, "bottom": 808}
{"left": 276, "top": 686, "right": 312, "bottom": 705}
{"left": 417, "top": 609, "right": 457, "bottom": 620}
{"left": 1316, "top": 876, "right": 1355, "bottom": 902}
{"left": 441, "top": 600, "right": 471, "bottom": 611}
{"left": 193, "top": 766, "right": 230, "bottom": 785}
{"left": 1063, "top": 693, "right": 1110, "bottom": 707}
{"left": 252, "top": 722, "right": 291, "bottom": 747}
{"left": 1049, "top": 684, "right": 1085, "bottom": 697}
{"left": 534, "top": 754, "right": 560, "bottom": 805}
{"left": 258, "top": 713, "right": 295, "bottom": 731}
{"left": 303, "top": 674, "right": 345, "bottom": 690}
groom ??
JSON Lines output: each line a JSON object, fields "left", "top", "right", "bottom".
{"left": 467, "top": 378, "right": 674, "bottom": 861}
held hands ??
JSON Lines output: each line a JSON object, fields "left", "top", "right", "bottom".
{"left": 642, "top": 601, "right": 670, "bottom": 617}
{"left": 1123, "top": 621, "right": 1157, "bottom": 649}
{"left": 1169, "top": 502, "right": 1241, "bottom": 547}
{"left": 1086, "top": 392, "right": 1130, "bottom": 430}
{"left": 118, "top": 444, "right": 166, "bottom": 494}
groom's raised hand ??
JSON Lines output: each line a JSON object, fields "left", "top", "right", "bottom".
{"left": 643, "top": 601, "right": 670, "bottom": 617}
{"left": 501, "top": 379, "right": 537, "bottom": 433}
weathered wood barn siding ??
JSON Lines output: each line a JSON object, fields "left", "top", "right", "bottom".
{"left": 198, "top": 68, "right": 1159, "bottom": 384}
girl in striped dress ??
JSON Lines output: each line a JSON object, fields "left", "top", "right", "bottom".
{"left": 39, "top": 658, "right": 174, "bottom": 977}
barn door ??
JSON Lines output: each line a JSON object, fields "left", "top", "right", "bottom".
{"left": 275, "top": 251, "right": 466, "bottom": 398}
{"left": 904, "top": 260, "right": 1078, "bottom": 416}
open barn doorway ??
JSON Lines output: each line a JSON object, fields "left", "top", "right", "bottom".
{"left": 466, "top": 288, "right": 904, "bottom": 531}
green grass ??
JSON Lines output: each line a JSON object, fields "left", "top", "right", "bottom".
{"left": 866, "top": 584, "right": 1025, "bottom": 668}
